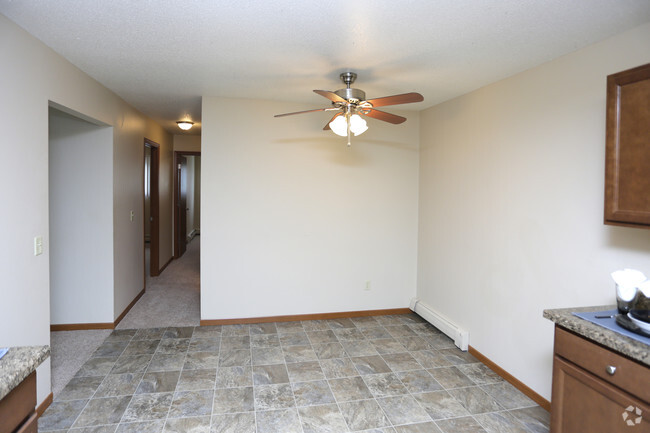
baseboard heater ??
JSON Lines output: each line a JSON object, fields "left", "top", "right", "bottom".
{"left": 410, "top": 298, "right": 469, "bottom": 351}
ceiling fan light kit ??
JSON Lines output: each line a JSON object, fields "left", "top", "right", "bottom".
{"left": 274, "top": 72, "right": 423, "bottom": 146}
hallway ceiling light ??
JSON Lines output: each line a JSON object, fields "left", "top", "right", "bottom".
{"left": 176, "top": 120, "right": 194, "bottom": 130}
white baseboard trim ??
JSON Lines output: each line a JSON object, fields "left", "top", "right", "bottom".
{"left": 410, "top": 297, "right": 469, "bottom": 351}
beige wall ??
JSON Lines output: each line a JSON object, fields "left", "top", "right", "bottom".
{"left": 174, "top": 134, "right": 201, "bottom": 152}
{"left": 201, "top": 97, "right": 419, "bottom": 320}
{"left": 417, "top": 22, "right": 650, "bottom": 400}
{"left": 0, "top": 14, "right": 172, "bottom": 404}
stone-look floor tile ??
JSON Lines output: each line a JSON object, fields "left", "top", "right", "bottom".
{"left": 276, "top": 321, "right": 305, "bottom": 333}
{"left": 509, "top": 406, "right": 551, "bottom": 433}
{"left": 376, "top": 395, "right": 431, "bottom": 425}
{"left": 409, "top": 322, "right": 441, "bottom": 335}
{"left": 306, "top": 330, "right": 339, "bottom": 344}
{"left": 480, "top": 382, "right": 536, "bottom": 410}
{"left": 191, "top": 325, "right": 221, "bottom": 339}
{"left": 474, "top": 411, "right": 530, "bottom": 433}
{"left": 68, "top": 425, "right": 119, "bottom": 433}
{"left": 328, "top": 376, "right": 373, "bottom": 402}
{"left": 361, "top": 327, "right": 392, "bottom": 340}
{"left": 212, "top": 387, "right": 254, "bottom": 413}
{"left": 74, "top": 396, "right": 132, "bottom": 427}
{"left": 399, "top": 313, "right": 427, "bottom": 324}
{"left": 369, "top": 338, "right": 407, "bottom": 355}
{"left": 147, "top": 354, "right": 185, "bottom": 372}
{"left": 93, "top": 341, "right": 129, "bottom": 358}
{"left": 400, "top": 336, "right": 431, "bottom": 351}
{"left": 254, "top": 383, "right": 296, "bottom": 410}
{"left": 177, "top": 369, "right": 216, "bottom": 391}
{"left": 163, "top": 327, "right": 194, "bottom": 339}
{"left": 338, "top": 399, "right": 391, "bottom": 431}
{"left": 302, "top": 320, "right": 331, "bottom": 331}
{"left": 121, "top": 393, "right": 172, "bottom": 422}
{"left": 136, "top": 371, "right": 180, "bottom": 394}
{"left": 157, "top": 338, "right": 190, "bottom": 354}
{"left": 75, "top": 357, "right": 118, "bottom": 377}
{"left": 396, "top": 369, "right": 443, "bottom": 393}
{"left": 283, "top": 345, "right": 318, "bottom": 363}
{"left": 115, "top": 420, "right": 165, "bottom": 433}
{"left": 435, "top": 416, "right": 487, "bottom": 433}
{"left": 428, "top": 366, "right": 475, "bottom": 389}
{"left": 188, "top": 338, "right": 220, "bottom": 352}
{"left": 299, "top": 404, "right": 350, "bottom": 433}
{"left": 425, "top": 334, "right": 456, "bottom": 350}
{"left": 382, "top": 352, "right": 422, "bottom": 372}
{"left": 279, "top": 332, "right": 310, "bottom": 346}
{"left": 57, "top": 376, "right": 105, "bottom": 401}
{"left": 133, "top": 328, "right": 166, "bottom": 341}
{"left": 252, "top": 347, "right": 285, "bottom": 365}
{"left": 313, "top": 342, "right": 347, "bottom": 359}
{"left": 328, "top": 318, "right": 357, "bottom": 329}
{"left": 255, "top": 408, "right": 302, "bottom": 433}
{"left": 412, "top": 390, "right": 471, "bottom": 420}
{"left": 216, "top": 366, "right": 253, "bottom": 388}
{"left": 168, "top": 389, "right": 214, "bottom": 418}
{"left": 457, "top": 364, "right": 503, "bottom": 385}
{"left": 164, "top": 416, "right": 211, "bottom": 433}
{"left": 320, "top": 358, "right": 358, "bottom": 379}
{"left": 291, "top": 380, "right": 336, "bottom": 406}
{"left": 385, "top": 325, "right": 418, "bottom": 338}
{"left": 253, "top": 363, "right": 290, "bottom": 385}
{"left": 251, "top": 334, "right": 280, "bottom": 348}
{"left": 250, "top": 323, "right": 278, "bottom": 335}
{"left": 111, "top": 354, "right": 153, "bottom": 374}
{"left": 410, "top": 350, "right": 451, "bottom": 369}
{"left": 362, "top": 373, "right": 409, "bottom": 397}
{"left": 218, "top": 349, "right": 250, "bottom": 367}
{"left": 220, "top": 324, "right": 249, "bottom": 336}
{"left": 105, "top": 330, "right": 137, "bottom": 342}
{"left": 341, "top": 340, "right": 379, "bottom": 357}
{"left": 122, "top": 340, "right": 160, "bottom": 356}
{"left": 439, "top": 348, "right": 478, "bottom": 365}
{"left": 95, "top": 373, "right": 143, "bottom": 397}
{"left": 286, "top": 361, "right": 325, "bottom": 382}
{"left": 220, "top": 336, "right": 251, "bottom": 351}
{"left": 39, "top": 399, "right": 89, "bottom": 430}
{"left": 351, "top": 355, "right": 392, "bottom": 375}
{"left": 448, "top": 386, "right": 503, "bottom": 414}
{"left": 210, "top": 412, "right": 256, "bottom": 433}
{"left": 374, "top": 315, "right": 404, "bottom": 326}
{"left": 394, "top": 422, "right": 443, "bottom": 433}
{"left": 350, "top": 316, "right": 380, "bottom": 328}
{"left": 184, "top": 352, "right": 220, "bottom": 369}
{"left": 333, "top": 328, "right": 366, "bottom": 341}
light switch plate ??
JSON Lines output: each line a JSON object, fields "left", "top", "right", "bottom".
{"left": 34, "top": 236, "right": 43, "bottom": 256}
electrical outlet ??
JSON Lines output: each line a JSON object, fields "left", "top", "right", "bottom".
{"left": 364, "top": 281, "right": 371, "bottom": 291}
{"left": 130, "top": 210, "right": 135, "bottom": 222}
{"left": 34, "top": 236, "right": 43, "bottom": 256}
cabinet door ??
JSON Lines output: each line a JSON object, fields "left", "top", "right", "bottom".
{"left": 550, "top": 356, "right": 649, "bottom": 433}
{"left": 604, "top": 62, "right": 650, "bottom": 228}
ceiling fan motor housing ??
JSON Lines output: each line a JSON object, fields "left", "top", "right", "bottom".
{"left": 334, "top": 87, "right": 366, "bottom": 103}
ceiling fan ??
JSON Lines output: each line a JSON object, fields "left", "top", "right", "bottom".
{"left": 274, "top": 72, "right": 424, "bottom": 146}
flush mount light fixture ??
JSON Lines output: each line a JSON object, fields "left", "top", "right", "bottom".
{"left": 176, "top": 120, "right": 194, "bottom": 131}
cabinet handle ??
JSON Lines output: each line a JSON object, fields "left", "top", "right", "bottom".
{"left": 606, "top": 365, "right": 617, "bottom": 375}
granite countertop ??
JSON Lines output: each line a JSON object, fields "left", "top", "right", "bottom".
{"left": 544, "top": 305, "right": 649, "bottom": 367}
{"left": 0, "top": 345, "right": 50, "bottom": 400}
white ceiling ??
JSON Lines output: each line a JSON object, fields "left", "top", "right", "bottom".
{"left": 2, "top": 0, "right": 650, "bottom": 135}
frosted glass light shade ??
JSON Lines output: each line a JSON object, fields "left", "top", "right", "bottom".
{"left": 176, "top": 121, "right": 194, "bottom": 130}
{"left": 329, "top": 116, "right": 348, "bottom": 136}
{"left": 349, "top": 114, "right": 368, "bottom": 136}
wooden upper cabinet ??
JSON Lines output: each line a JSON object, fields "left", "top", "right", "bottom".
{"left": 604, "top": 63, "right": 650, "bottom": 228}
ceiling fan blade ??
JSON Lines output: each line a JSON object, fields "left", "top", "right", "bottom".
{"left": 365, "top": 92, "right": 423, "bottom": 108}
{"left": 314, "top": 90, "right": 347, "bottom": 103}
{"left": 323, "top": 112, "right": 342, "bottom": 130}
{"left": 364, "top": 109, "right": 407, "bottom": 124}
{"left": 274, "top": 107, "right": 331, "bottom": 118}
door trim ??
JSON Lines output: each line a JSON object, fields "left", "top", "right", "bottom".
{"left": 145, "top": 139, "right": 161, "bottom": 278}
{"left": 173, "top": 151, "right": 201, "bottom": 258}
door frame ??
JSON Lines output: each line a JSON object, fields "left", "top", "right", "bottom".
{"left": 173, "top": 151, "right": 201, "bottom": 258}
{"left": 145, "top": 139, "right": 161, "bottom": 278}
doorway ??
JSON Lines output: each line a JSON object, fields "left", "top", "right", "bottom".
{"left": 174, "top": 151, "right": 201, "bottom": 258}
{"left": 144, "top": 139, "right": 160, "bottom": 279}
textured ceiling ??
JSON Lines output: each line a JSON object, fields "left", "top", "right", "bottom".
{"left": 2, "top": 0, "right": 650, "bottom": 135}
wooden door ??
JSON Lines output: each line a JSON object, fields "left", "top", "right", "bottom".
{"left": 177, "top": 156, "right": 187, "bottom": 257}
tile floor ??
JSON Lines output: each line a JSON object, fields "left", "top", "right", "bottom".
{"left": 39, "top": 313, "right": 550, "bottom": 433}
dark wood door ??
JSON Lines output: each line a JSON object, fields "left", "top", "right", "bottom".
{"left": 177, "top": 156, "right": 187, "bottom": 257}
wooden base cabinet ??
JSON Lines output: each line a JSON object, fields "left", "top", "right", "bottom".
{"left": 550, "top": 327, "right": 650, "bottom": 432}
{"left": 0, "top": 372, "right": 38, "bottom": 433}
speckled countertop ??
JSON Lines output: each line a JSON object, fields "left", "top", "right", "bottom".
{"left": 544, "top": 305, "right": 649, "bottom": 367}
{"left": 0, "top": 345, "right": 50, "bottom": 400}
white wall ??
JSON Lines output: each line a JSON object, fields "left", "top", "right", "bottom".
{"left": 49, "top": 108, "right": 114, "bottom": 324}
{"left": 186, "top": 156, "right": 196, "bottom": 237}
{"left": 0, "top": 14, "right": 172, "bottom": 404}
{"left": 417, "top": 22, "right": 650, "bottom": 401}
{"left": 201, "top": 97, "right": 419, "bottom": 320}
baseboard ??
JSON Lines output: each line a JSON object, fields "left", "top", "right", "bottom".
{"left": 200, "top": 308, "right": 412, "bottom": 326}
{"left": 468, "top": 346, "right": 551, "bottom": 412}
{"left": 409, "top": 298, "right": 469, "bottom": 351}
{"left": 50, "top": 322, "right": 114, "bottom": 331}
{"left": 36, "top": 392, "right": 53, "bottom": 417}
{"left": 114, "top": 287, "right": 146, "bottom": 327}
